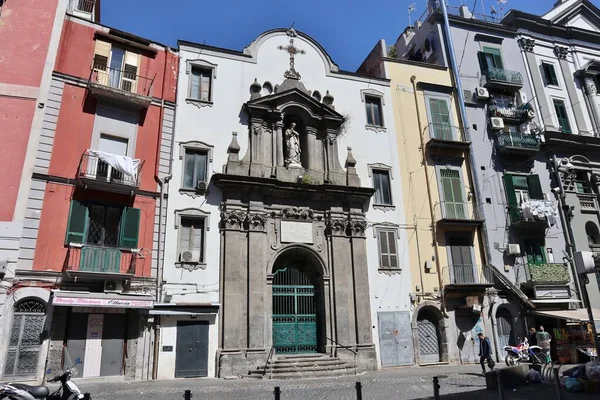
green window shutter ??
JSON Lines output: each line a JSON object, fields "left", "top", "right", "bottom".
{"left": 483, "top": 47, "right": 503, "bottom": 69}
{"left": 119, "top": 207, "right": 140, "bottom": 249}
{"left": 477, "top": 52, "right": 489, "bottom": 73}
{"left": 65, "top": 200, "right": 88, "bottom": 245}
{"left": 543, "top": 63, "right": 558, "bottom": 86}
{"left": 527, "top": 175, "right": 544, "bottom": 200}
{"left": 429, "top": 98, "right": 452, "bottom": 140}
{"left": 503, "top": 174, "right": 520, "bottom": 223}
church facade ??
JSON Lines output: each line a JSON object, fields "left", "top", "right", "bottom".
{"left": 161, "top": 28, "right": 413, "bottom": 378}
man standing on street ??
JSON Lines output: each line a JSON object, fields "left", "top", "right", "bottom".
{"left": 478, "top": 332, "right": 494, "bottom": 375}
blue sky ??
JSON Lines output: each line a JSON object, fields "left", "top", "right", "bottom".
{"left": 100, "top": 0, "right": 596, "bottom": 71}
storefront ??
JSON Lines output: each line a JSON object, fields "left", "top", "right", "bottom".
{"left": 49, "top": 292, "right": 154, "bottom": 379}
{"left": 533, "top": 308, "right": 600, "bottom": 363}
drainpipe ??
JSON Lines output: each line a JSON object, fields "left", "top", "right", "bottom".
{"left": 438, "top": 2, "right": 493, "bottom": 264}
{"left": 410, "top": 76, "right": 448, "bottom": 319}
{"left": 152, "top": 49, "right": 176, "bottom": 380}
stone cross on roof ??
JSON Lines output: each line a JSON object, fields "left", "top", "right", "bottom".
{"left": 278, "top": 27, "right": 306, "bottom": 80}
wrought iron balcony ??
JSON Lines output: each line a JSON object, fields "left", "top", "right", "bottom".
{"left": 516, "top": 263, "right": 570, "bottom": 288}
{"left": 488, "top": 104, "right": 534, "bottom": 122}
{"left": 509, "top": 200, "right": 558, "bottom": 230}
{"left": 88, "top": 66, "right": 154, "bottom": 108}
{"left": 578, "top": 194, "right": 599, "bottom": 212}
{"left": 481, "top": 67, "right": 524, "bottom": 91}
{"left": 66, "top": 244, "right": 139, "bottom": 277}
{"left": 76, "top": 151, "right": 143, "bottom": 195}
{"left": 435, "top": 201, "right": 484, "bottom": 229}
{"left": 442, "top": 264, "right": 495, "bottom": 291}
{"left": 424, "top": 124, "right": 471, "bottom": 154}
{"left": 497, "top": 133, "right": 541, "bottom": 155}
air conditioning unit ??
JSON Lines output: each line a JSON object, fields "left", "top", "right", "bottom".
{"left": 195, "top": 180, "right": 207, "bottom": 191}
{"left": 104, "top": 280, "right": 123, "bottom": 293}
{"left": 476, "top": 87, "right": 489, "bottom": 100}
{"left": 519, "top": 91, "right": 528, "bottom": 105}
{"left": 491, "top": 117, "right": 505, "bottom": 130}
{"left": 180, "top": 249, "right": 201, "bottom": 263}
{"left": 507, "top": 244, "right": 521, "bottom": 256}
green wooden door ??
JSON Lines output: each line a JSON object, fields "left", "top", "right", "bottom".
{"left": 429, "top": 98, "right": 452, "bottom": 140}
{"left": 440, "top": 169, "right": 466, "bottom": 219}
{"left": 272, "top": 267, "right": 317, "bottom": 354}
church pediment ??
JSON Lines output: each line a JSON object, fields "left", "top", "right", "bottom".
{"left": 545, "top": 0, "right": 600, "bottom": 32}
{"left": 246, "top": 87, "right": 344, "bottom": 123}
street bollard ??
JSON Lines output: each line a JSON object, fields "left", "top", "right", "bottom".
{"left": 183, "top": 389, "right": 192, "bottom": 400}
{"left": 274, "top": 386, "right": 281, "bottom": 400}
{"left": 553, "top": 369, "right": 563, "bottom": 400}
{"left": 355, "top": 381, "right": 363, "bottom": 400}
{"left": 432, "top": 377, "right": 440, "bottom": 400}
{"left": 83, "top": 394, "right": 91, "bottom": 400}
{"left": 496, "top": 372, "right": 505, "bottom": 400}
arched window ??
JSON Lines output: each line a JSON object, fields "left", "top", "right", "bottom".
{"left": 586, "top": 221, "right": 600, "bottom": 246}
{"left": 3, "top": 299, "right": 46, "bottom": 380}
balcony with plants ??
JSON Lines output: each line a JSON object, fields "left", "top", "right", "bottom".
{"left": 516, "top": 263, "right": 570, "bottom": 288}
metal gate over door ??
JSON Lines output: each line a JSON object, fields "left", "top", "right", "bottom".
{"left": 417, "top": 312, "right": 440, "bottom": 363}
{"left": 272, "top": 266, "right": 317, "bottom": 354}
{"left": 378, "top": 311, "right": 414, "bottom": 366}
{"left": 3, "top": 300, "right": 46, "bottom": 380}
{"left": 496, "top": 309, "right": 514, "bottom": 350}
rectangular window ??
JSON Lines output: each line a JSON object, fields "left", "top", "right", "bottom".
{"left": 524, "top": 239, "right": 546, "bottom": 265}
{"left": 87, "top": 204, "right": 122, "bottom": 247}
{"left": 190, "top": 67, "right": 212, "bottom": 102}
{"left": 478, "top": 47, "right": 504, "bottom": 72}
{"left": 377, "top": 229, "right": 398, "bottom": 269}
{"left": 553, "top": 99, "right": 571, "bottom": 133}
{"left": 439, "top": 169, "right": 465, "bottom": 219}
{"left": 183, "top": 150, "right": 208, "bottom": 190}
{"left": 365, "top": 96, "right": 383, "bottom": 127}
{"left": 575, "top": 171, "right": 592, "bottom": 194}
{"left": 373, "top": 169, "right": 392, "bottom": 205}
{"left": 503, "top": 174, "right": 544, "bottom": 222}
{"left": 428, "top": 98, "right": 453, "bottom": 140}
{"left": 179, "top": 217, "right": 205, "bottom": 263}
{"left": 542, "top": 62, "right": 559, "bottom": 86}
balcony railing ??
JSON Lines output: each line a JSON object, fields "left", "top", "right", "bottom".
{"left": 76, "top": 151, "right": 143, "bottom": 194}
{"left": 66, "top": 244, "right": 138, "bottom": 275}
{"left": 578, "top": 194, "right": 599, "bottom": 212}
{"left": 488, "top": 105, "right": 534, "bottom": 122}
{"left": 497, "top": 133, "right": 541, "bottom": 153}
{"left": 88, "top": 66, "right": 154, "bottom": 107}
{"left": 443, "top": 264, "right": 495, "bottom": 286}
{"left": 424, "top": 124, "right": 471, "bottom": 154}
{"left": 435, "top": 201, "right": 481, "bottom": 225}
{"left": 481, "top": 67, "right": 524, "bottom": 90}
{"left": 509, "top": 199, "right": 558, "bottom": 228}
{"left": 516, "top": 263, "right": 570, "bottom": 286}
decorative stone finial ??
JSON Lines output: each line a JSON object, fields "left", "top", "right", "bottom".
{"left": 323, "top": 90, "right": 334, "bottom": 108}
{"left": 228, "top": 132, "right": 240, "bottom": 155}
{"left": 345, "top": 147, "right": 357, "bottom": 168}
{"left": 250, "top": 78, "right": 262, "bottom": 100}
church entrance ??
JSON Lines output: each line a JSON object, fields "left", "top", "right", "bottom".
{"left": 272, "top": 249, "right": 323, "bottom": 354}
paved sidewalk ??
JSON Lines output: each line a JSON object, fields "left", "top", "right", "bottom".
{"left": 68, "top": 364, "right": 598, "bottom": 400}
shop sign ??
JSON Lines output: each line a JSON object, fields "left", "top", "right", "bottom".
{"left": 53, "top": 296, "right": 154, "bottom": 308}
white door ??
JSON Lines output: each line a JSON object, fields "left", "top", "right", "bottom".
{"left": 96, "top": 134, "right": 129, "bottom": 181}
{"left": 82, "top": 314, "right": 104, "bottom": 378}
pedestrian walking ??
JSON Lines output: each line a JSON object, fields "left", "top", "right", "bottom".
{"left": 478, "top": 332, "right": 494, "bottom": 375}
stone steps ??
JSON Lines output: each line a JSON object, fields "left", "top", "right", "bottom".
{"left": 246, "top": 354, "right": 356, "bottom": 379}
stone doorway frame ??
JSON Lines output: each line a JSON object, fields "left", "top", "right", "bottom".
{"left": 411, "top": 302, "right": 449, "bottom": 364}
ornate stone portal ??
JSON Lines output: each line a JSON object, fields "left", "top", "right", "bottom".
{"left": 211, "top": 28, "right": 377, "bottom": 377}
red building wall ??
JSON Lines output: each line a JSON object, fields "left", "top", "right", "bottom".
{"left": 0, "top": 0, "right": 60, "bottom": 220}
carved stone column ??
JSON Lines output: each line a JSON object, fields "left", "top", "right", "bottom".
{"left": 276, "top": 120, "right": 284, "bottom": 167}
{"left": 247, "top": 211, "right": 269, "bottom": 350}
{"left": 555, "top": 46, "right": 587, "bottom": 133}
{"left": 326, "top": 216, "right": 357, "bottom": 356}
{"left": 306, "top": 126, "right": 318, "bottom": 170}
{"left": 519, "top": 38, "right": 555, "bottom": 129}
{"left": 219, "top": 210, "right": 249, "bottom": 354}
{"left": 584, "top": 76, "right": 600, "bottom": 132}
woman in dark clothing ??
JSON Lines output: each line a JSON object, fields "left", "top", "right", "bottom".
{"left": 528, "top": 327, "right": 537, "bottom": 346}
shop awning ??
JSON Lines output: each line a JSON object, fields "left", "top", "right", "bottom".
{"left": 149, "top": 303, "right": 220, "bottom": 315}
{"left": 51, "top": 290, "right": 154, "bottom": 309}
{"left": 534, "top": 308, "right": 600, "bottom": 323}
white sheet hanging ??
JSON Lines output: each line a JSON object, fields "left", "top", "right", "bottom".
{"left": 88, "top": 149, "right": 141, "bottom": 178}
{"left": 520, "top": 199, "right": 558, "bottom": 226}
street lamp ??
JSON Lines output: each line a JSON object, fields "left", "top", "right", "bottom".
{"left": 574, "top": 251, "right": 600, "bottom": 357}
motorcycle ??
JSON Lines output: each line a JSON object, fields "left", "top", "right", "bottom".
{"left": 0, "top": 359, "right": 84, "bottom": 400}
{"left": 503, "top": 338, "right": 546, "bottom": 366}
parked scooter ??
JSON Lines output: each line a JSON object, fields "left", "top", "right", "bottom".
{"left": 0, "top": 359, "right": 84, "bottom": 400}
{"left": 503, "top": 338, "right": 545, "bottom": 366}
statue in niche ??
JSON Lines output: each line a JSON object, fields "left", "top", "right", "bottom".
{"left": 284, "top": 122, "right": 301, "bottom": 167}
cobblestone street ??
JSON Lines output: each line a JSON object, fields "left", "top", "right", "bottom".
{"left": 68, "top": 364, "right": 598, "bottom": 400}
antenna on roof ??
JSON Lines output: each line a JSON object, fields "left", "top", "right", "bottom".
{"left": 490, "top": 5, "right": 497, "bottom": 14}
{"left": 408, "top": 3, "right": 416, "bottom": 26}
